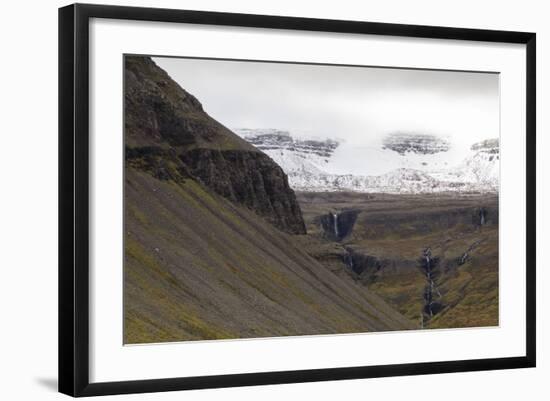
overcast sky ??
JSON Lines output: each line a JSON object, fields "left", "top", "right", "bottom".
{"left": 153, "top": 56, "right": 499, "bottom": 151}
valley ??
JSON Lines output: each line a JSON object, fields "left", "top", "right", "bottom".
{"left": 124, "top": 55, "right": 499, "bottom": 344}
{"left": 295, "top": 191, "right": 499, "bottom": 329}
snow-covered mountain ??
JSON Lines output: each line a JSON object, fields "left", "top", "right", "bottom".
{"left": 234, "top": 128, "right": 499, "bottom": 194}
{"left": 236, "top": 128, "right": 338, "bottom": 176}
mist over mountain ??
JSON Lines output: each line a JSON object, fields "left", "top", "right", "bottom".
{"left": 154, "top": 57, "right": 499, "bottom": 155}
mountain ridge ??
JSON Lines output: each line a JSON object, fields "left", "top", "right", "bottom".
{"left": 236, "top": 128, "right": 499, "bottom": 194}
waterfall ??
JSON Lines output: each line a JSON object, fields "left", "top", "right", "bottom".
{"left": 425, "top": 251, "right": 431, "bottom": 279}
{"left": 480, "top": 212, "right": 485, "bottom": 225}
{"left": 323, "top": 209, "right": 358, "bottom": 242}
{"left": 420, "top": 247, "right": 442, "bottom": 325}
{"left": 425, "top": 249, "right": 431, "bottom": 271}
{"left": 343, "top": 248, "right": 354, "bottom": 270}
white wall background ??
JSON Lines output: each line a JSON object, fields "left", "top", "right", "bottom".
{"left": 0, "top": 0, "right": 547, "bottom": 399}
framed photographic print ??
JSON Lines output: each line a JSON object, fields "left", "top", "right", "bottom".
{"left": 58, "top": 3, "right": 536, "bottom": 397}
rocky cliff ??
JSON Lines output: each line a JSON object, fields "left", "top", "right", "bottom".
{"left": 237, "top": 128, "right": 339, "bottom": 158}
{"left": 125, "top": 57, "right": 305, "bottom": 234}
{"left": 382, "top": 132, "right": 451, "bottom": 155}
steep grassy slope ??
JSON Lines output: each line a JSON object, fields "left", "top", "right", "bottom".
{"left": 297, "top": 192, "right": 499, "bottom": 329}
{"left": 124, "top": 169, "right": 414, "bottom": 343}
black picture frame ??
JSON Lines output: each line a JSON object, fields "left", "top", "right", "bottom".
{"left": 59, "top": 3, "right": 536, "bottom": 397}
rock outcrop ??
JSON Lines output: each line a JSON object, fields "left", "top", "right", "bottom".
{"left": 471, "top": 138, "right": 499, "bottom": 153}
{"left": 382, "top": 132, "right": 451, "bottom": 155}
{"left": 237, "top": 128, "right": 339, "bottom": 158}
{"left": 125, "top": 56, "right": 306, "bottom": 234}
{"left": 180, "top": 149, "right": 306, "bottom": 234}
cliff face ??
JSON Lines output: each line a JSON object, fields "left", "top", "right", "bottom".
{"left": 382, "top": 133, "right": 451, "bottom": 155}
{"left": 236, "top": 128, "right": 339, "bottom": 158}
{"left": 180, "top": 149, "right": 306, "bottom": 234}
{"left": 125, "top": 56, "right": 306, "bottom": 234}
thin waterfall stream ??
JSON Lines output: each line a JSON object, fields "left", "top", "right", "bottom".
{"left": 333, "top": 212, "right": 339, "bottom": 238}
{"left": 420, "top": 247, "right": 443, "bottom": 325}
{"left": 478, "top": 207, "right": 488, "bottom": 226}
{"left": 321, "top": 209, "right": 358, "bottom": 241}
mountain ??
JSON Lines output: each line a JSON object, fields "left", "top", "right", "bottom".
{"left": 235, "top": 129, "right": 499, "bottom": 194}
{"left": 236, "top": 128, "right": 338, "bottom": 176}
{"left": 125, "top": 57, "right": 305, "bottom": 235}
{"left": 124, "top": 57, "right": 414, "bottom": 343}
{"left": 432, "top": 138, "right": 499, "bottom": 190}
